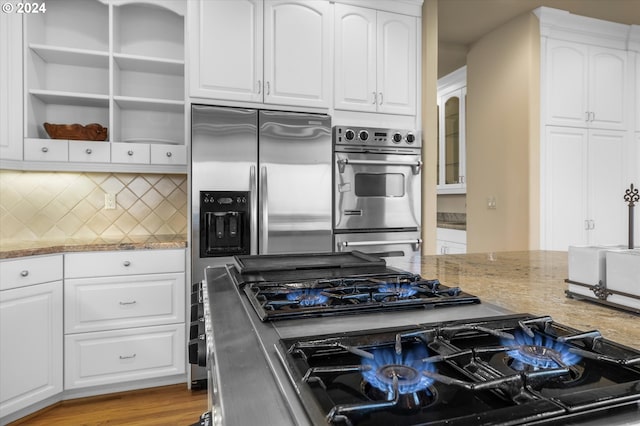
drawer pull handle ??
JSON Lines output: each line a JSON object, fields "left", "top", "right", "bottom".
{"left": 86, "top": 148, "right": 92, "bottom": 154}
{"left": 127, "top": 150, "right": 134, "bottom": 156}
{"left": 123, "top": 261, "right": 131, "bottom": 267}
{"left": 119, "top": 354, "right": 136, "bottom": 360}
{"left": 119, "top": 300, "right": 137, "bottom": 306}
{"left": 166, "top": 151, "right": 172, "bottom": 157}
{"left": 41, "top": 147, "right": 49, "bottom": 153}
{"left": 20, "top": 270, "right": 29, "bottom": 277}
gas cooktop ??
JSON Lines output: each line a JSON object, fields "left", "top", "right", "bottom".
{"left": 232, "top": 252, "right": 480, "bottom": 321}
{"left": 277, "top": 314, "right": 640, "bottom": 426}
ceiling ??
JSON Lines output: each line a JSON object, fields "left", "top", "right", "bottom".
{"left": 438, "top": 0, "right": 640, "bottom": 47}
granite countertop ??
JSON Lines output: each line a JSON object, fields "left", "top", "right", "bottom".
{"left": 0, "top": 234, "right": 188, "bottom": 259}
{"left": 437, "top": 212, "right": 466, "bottom": 230}
{"left": 419, "top": 251, "right": 639, "bottom": 350}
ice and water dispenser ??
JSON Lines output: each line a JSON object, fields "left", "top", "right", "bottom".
{"left": 199, "top": 191, "right": 250, "bottom": 257}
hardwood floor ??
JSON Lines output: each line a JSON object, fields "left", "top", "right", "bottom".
{"left": 9, "top": 384, "right": 208, "bottom": 426}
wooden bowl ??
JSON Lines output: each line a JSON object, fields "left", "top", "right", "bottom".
{"left": 44, "top": 123, "right": 108, "bottom": 141}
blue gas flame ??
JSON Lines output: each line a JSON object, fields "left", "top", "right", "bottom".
{"left": 286, "top": 289, "right": 329, "bottom": 307}
{"left": 502, "top": 331, "right": 582, "bottom": 370}
{"left": 362, "top": 345, "right": 435, "bottom": 395}
{"left": 378, "top": 283, "right": 418, "bottom": 298}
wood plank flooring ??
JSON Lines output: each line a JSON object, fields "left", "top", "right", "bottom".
{"left": 9, "top": 384, "right": 208, "bottom": 426}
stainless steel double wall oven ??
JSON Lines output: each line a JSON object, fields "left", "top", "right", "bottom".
{"left": 333, "top": 125, "right": 422, "bottom": 271}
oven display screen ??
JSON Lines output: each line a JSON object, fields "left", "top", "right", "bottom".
{"left": 355, "top": 173, "right": 405, "bottom": 197}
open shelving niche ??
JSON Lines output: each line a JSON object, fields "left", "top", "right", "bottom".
{"left": 24, "top": 0, "right": 186, "bottom": 172}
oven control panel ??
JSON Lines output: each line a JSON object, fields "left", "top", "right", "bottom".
{"left": 333, "top": 126, "right": 421, "bottom": 149}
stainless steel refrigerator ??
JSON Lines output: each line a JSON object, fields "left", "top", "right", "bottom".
{"left": 191, "top": 105, "right": 333, "bottom": 283}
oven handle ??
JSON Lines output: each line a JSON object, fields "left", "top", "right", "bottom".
{"left": 260, "top": 166, "right": 268, "bottom": 253}
{"left": 340, "top": 238, "right": 422, "bottom": 251}
{"left": 337, "top": 158, "right": 422, "bottom": 175}
{"left": 250, "top": 165, "right": 257, "bottom": 255}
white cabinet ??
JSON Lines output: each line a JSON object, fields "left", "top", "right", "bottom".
{"left": 0, "top": 255, "right": 63, "bottom": 420}
{"left": 545, "top": 39, "right": 629, "bottom": 131}
{"left": 334, "top": 4, "right": 417, "bottom": 115}
{"left": 22, "top": 0, "right": 186, "bottom": 171}
{"left": 63, "top": 249, "right": 185, "bottom": 390}
{"left": 436, "top": 228, "right": 467, "bottom": 254}
{"left": 544, "top": 126, "right": 630, "bottom": 250}
{"left": 437, "top": 66, "right": 466, "bottom": 194}
{"left": 0, "top": 10, "right": 23, "bottom": 161}
{"left": 189, "top": 0, "right": 330, "bottom": 109}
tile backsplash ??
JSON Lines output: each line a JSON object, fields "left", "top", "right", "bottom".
{"left": 0, "top": 171, "right": 187, "bottom": 243}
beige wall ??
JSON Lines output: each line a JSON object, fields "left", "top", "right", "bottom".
{"left": 465, "top": 12, "right": 540, "bottom": 252}
{"left": 422, "top": 0, "right": 439, "bottom": 254}
{"left": 0, "top": 170, "right": 187, "bottom": 244}
{"left": 438, "top": 42, "right": 467, "bottom": 78}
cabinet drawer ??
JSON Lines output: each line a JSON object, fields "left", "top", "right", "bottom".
{"left": 65, "top": 249, "right": 185, "bottom": 278}
{"left": 64, "top": 324, "right": 185, "bottom": 389}
{"left": 65, "top": 273, "right": 185, "bottom": 333}
{"left": 69, "top": 141, "right": 111, "bottom": 163}
{"left": 111, "top": 142, "right": 150, "bottom": 164}
{"left": 0, "top": 255, "right": 63, "bottom": 291}
{"left": 24, "top": 138, "right": 69, "bottom": 162}
{"left": 150, "top": 144, "right": 186, "bottom": 165}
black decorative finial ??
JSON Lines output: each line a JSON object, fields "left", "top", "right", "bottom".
{"left": 624, "top": 183, "right": 639, "bottom": 249}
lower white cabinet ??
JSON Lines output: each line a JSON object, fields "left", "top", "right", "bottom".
{"left": 63, "top": 249, "right": 186, "bottom": 390}
{"left": 0, "top": 255, "right": 63, "bottom": 420}
{"left": 64, "top": 324, "right": 185, "bottom": 389}
{"left": 436, "top": 228, "right": 467, "bottom": 254}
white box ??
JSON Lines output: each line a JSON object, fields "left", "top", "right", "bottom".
{"left": 606, "top": 250, "right": 640, "bottom": 310}
{"left": 568, "top": 245, "right": 625, "bottom": 285}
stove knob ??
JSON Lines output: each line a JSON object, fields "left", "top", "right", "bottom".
{"left": 344, "top": 129, "right": 355, "bottom": 140}
{"left": 406, "top": 132, "right": 416, "bottom": 144}
{"left": 358, "top": 130, "right": 369, "bottom": 141}
{"left": 392, "top": 132, "right": 403, "bottom": 143}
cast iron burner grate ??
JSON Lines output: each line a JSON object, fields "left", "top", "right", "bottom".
{"left": 277, "top": 314, "right": 640, "bottom": 426}
{"left": 242, "top": 273, "right": 480, "bottom": 321}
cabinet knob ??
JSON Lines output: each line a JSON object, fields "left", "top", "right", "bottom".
{"left": 265, "top": 81, "right": 270, "bottom": 95}
{"left": 378, "top": 92, "right": 383, "bottom": 105}
{"left": 119, "top": 300, "right": 137, "bottom": 306}
{"left": 86, "top": 148, "right": 92, "bottom": 154}
{"left": 20, "top": 270, "right": 29, "bottom": 277}
{"left": 166, "top": 151, "right": 172, "bottom": 157}
{"left": 127, "top": 150, "right": 134, "bottom": 156}
{"left": 123, "top": 260, "right": 131, "bottom": 267}
{"left": 372, "top": 91, "right": 377, "bottom": 104}
{"left": 257, "top": 80, "right": 262, "bottom": 94}
{"left": 119, "top": 354, "right": 136, "bottom": 360}
{"left": 41, "top": 147, "right": 49, "bottom": 153}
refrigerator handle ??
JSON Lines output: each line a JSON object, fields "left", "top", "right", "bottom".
{"left": 260, "top": 166, "right": 268, "bottom": 253}
{"left": 250, "top": 165, "right": 258, "bottom": 255}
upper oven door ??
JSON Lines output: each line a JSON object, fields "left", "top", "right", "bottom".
{"left": 334, "top": 151, "right": 421, "bottom": 230}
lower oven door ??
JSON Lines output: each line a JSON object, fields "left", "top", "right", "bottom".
{"left": 334, "top": 151, "right": 421, "bottom": 230}
{"left": 335, "top": 231, "right": 422, "bottom": 273}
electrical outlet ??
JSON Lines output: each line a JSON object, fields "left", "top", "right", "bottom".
{"left": 487, "top": 196, "right": 497, "bottom": 210}
{"left": 104, "top": 193, "right": 117, "bottom": 210}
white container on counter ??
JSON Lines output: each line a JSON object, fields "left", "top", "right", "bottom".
{"left": 605, "top": 250, "right": 640, "bottom": 311}
{"left": 568, "top": 245, "right": 626, "bottom": 285}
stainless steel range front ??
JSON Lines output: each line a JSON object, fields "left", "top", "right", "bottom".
{"left": 333, "top": 126, "right": 422, "bottom": 272}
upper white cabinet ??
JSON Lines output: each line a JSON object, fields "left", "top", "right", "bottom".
{"left": 189, "top": 0, "right": 330, "bottom": 109}
{"left": 0, "top": 11, "right": 23, "bottom": 161}
{"left": 544, "top": 39, "right": 628, "bottom": 131}
{"left": 21, "top": 0, "right": 186, "bottom": 171}
{"left": 437, "top": 66, "right": 466, "bottom": 194}
{"left": 334, "top": 4, "right": 417, "bottom": 115}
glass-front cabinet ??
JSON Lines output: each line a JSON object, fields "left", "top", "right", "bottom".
{"left": 437, "top": 66, "right": 466, "bottom": 194}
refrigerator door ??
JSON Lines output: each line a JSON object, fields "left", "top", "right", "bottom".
{"left": 191, "top": 105, "right": 258, "bottom": 279}
{"left": 258, "top": 110, "right": 332, "bottom": 254}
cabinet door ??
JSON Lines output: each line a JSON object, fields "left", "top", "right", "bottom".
{"left": 545, "top": 126, "right": 589, "bottom": 250}
{"left": 442, "top": 90, "right": 462, "bottom": 185}
{"left": 0, "top": 282, "right": 63, "bottom": 417}
{"left": 264, "top": 0, "right": 330, "bottom": 108}
{"left": 589, "top": 47, "right": 628, "bottom": 130}
{"left": 636, "top": 54, "right": 640, "bottom": 132}
{"left": 189, "top": 0, "right": 263, "bottom": 102}
{"left": 545, "top": 40, "right": 589, "bottom": 128}
{"left": 587, "top": 130, "right": 627, "bottom": 245}
{"left": 376, "top": 11, "right": 416, "bottom": 115}
{"left": 0, "top": 11, "right": 23, "bottom": 161}
{"left": 334, "top": 4, "right": 377, "bottom": 112}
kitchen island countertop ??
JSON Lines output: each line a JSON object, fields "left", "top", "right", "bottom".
{"left": 0, "top": 234, "right": 187, "bottom": 259}
{"left": 418, "top": 250, "right": 639, "bottom": 349}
